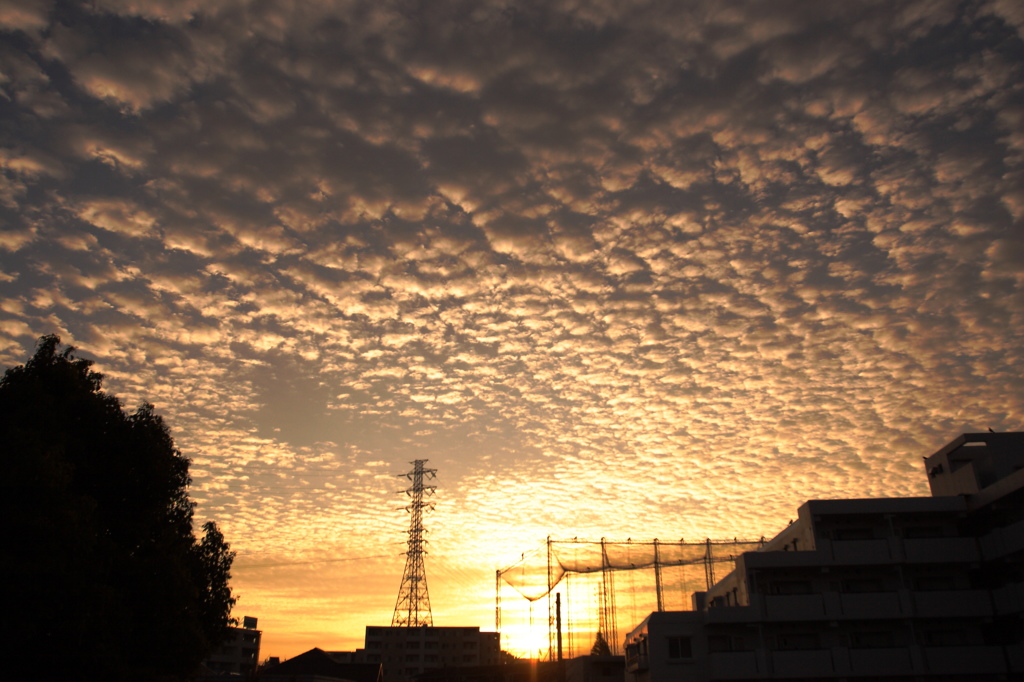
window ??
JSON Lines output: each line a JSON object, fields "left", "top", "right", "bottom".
{"left": 904, "top": 525, "right": 945, "bottom": 538}
{"left": 771, "top": 579, "right": 812, "bottom": 595}
{"left": 707, "top": 635, "right": 733, "bottom": 653}
{"left": 777, "top": 633, "right": 819, "bottom": 651}
{"left": 850, "top": 631, "right": 895, "bottom": 648}
{"left": 842, "top": 578, "right": 884, "bottom": 593}
{"left": 834, "top": 527, "right": 873, "bottom": 541}
{"left": 914, "top": 575, "right": 958, "bottom": 591}
{"left": 923, "top": 629, "right": 968, "bottom": 646}
{"left": 667, "top": 636, "right": 693, "bottom": 660}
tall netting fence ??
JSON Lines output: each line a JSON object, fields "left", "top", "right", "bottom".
{"left": 496, "top": 538, "right": 765, "bottom": 658}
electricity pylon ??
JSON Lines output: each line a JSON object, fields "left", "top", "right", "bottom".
{"left": 392, "top": 459, "right": 436, "bottom": 627}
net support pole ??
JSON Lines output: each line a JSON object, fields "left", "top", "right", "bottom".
{"left": 547, "top": 536, "right": 553, "bottom": 661}
{"left": 704, "top": 538, "right": 716, "bottom": 589}
{"left": 495, "top": 569, "right": 501, "bottom": 634}
{"left": 654, "top": 538, "right": 664, "bottom": 612}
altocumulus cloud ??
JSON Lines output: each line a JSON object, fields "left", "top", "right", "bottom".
{"left": 1, "top": 0, "right": 1023, "bottom": 656}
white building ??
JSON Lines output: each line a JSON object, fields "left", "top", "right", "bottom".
{"left": 625, "top": 432, "right": 1024, "bottom": 681}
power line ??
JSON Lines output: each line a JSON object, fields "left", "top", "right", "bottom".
{"left": 234, "top": 553, "right": 395, "bottom": 570}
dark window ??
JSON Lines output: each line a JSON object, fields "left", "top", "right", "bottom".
{"left": 834, "top": 527, "right": 873, "bottom": 541}
{"left": 850, "top": 631, "right": 895, "bottom": 648}
{"left": 771, "top": 580, "right": 812, "bottom": 595}
{"left": 667, "top": 636, "right": 693, "bottom": 659}
{"left": 777, "top": 633, "right": 819, "bottom": 651}
{"left": 924, "top": 630, "right": 968, "bottom": 646}
{"left": 904, "top": 525, "right": 945, "bottom": 538}
{"left": 914, "top": 575, "right": 958, "bottom": 591}
{"left": 707, "top": 635, "right": 733, "bottom": 653}
{"left": 842, "top": 578, "right": 884, "bottom": 593}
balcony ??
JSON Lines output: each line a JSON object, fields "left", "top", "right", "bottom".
{"left": 903, "top": 537, "right": 979, "bottom": 563}
{"left": 847, "top": 647, "right": 913, "bottom": 674}
{"left": 912, "top": 589, "right": 992, "bottom": 618}
{"left": 704, "top": 604, "right": 758, "bottom": 624}
{"left": 624, "top": 650, "right": 648, "bottom": 673}
{"left": 771, "top": 649, "right": 834, "bottom": 677}
{"left": 764, "top": 594, "right": 825, "bottom": 620}
{"left": 1007, "top": 642, "right": 1024, "bottom": 673}
{"left": 830, "top": 539, "right": 891, "bottom": 563}
{"left": 980, "top": 516, "right": 1024, "bottom": 559}
{"left": 924, "top": 645, "right": 1005, "bottom": 674}
{"left": 836, "top": 590, "right": 903, "bottom": 618}
{"left": 708, "top": 651, "right": 759, "bottom": 679}
{"left": 993, "top": 581, "right": 1024, "bottom": 615}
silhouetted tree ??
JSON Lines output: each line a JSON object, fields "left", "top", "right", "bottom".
{"left": 0, "top": 335, "right": 236, "bottom": 680}
{"left": 591, "top": 630, "right": 612, "bottom": 656}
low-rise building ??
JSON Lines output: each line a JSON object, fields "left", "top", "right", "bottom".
{"left": 204, "top": 615, "right": 262, "bottom": 678}
{"left": 625, "top": 432, "right": 1024, "bottom": 681}
{"left": 362, "top": 625, "right": 501, "bottom": 682}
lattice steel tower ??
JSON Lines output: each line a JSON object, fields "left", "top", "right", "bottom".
{"left": 392, "top": 459, "right": 436, "bottom": 627}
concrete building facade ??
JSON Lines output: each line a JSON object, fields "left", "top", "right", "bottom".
{"left": 624, "top": 432, "right": 1024, "bottom": 681}
{"left": 362, "top": 625, "right": 501, "bottom": 682}
{"left": 204, "top": 615, "right": 262, "bottom": 678}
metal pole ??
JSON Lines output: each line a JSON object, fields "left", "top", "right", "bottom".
{"left": 556, "top": 592, "right": 563, "bottom": 661}
{"left": 547, "top": 536, "right": 553, "bottom": 661}
{"left": 654, "top": 538, "right": 664, "bottom": 612}
{"left": 704, "top": 538, "right": 716, "bottom": 590}
{"left": 496, "top": 570, "right": 501, "bottom": 634}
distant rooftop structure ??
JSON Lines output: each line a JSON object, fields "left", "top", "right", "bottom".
{"left": 924, "top": 431, "right": 1024, "bottom": 497}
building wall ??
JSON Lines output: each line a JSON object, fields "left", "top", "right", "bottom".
{"left": 362, "top": 626, "right": 501, "bottom": 682}
{"left": 205, "top": 617, "right": 262, "bottom": 678}
{"left": 625, "top": 433, "right": 1024, "bottom": 681}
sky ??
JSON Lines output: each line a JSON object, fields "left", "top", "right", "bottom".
{"left": 2, "top": 0, "right": 1024, "bottom": 662}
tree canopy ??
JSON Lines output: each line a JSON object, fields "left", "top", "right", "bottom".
{"left": 0, "top": 335, "right": 236, "bottom": 680}
{"left": 591, "top": 630, "right": 612, "bottom": 656}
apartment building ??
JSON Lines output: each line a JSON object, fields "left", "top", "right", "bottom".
{"left": 362, "top": 625, "right": 501, "bottom": 682}
{"left": 624, "top": 432, "right": 1024, "bottom": 680}
{"left": 203, "top": 615, "right": 261, "bottom": 678}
